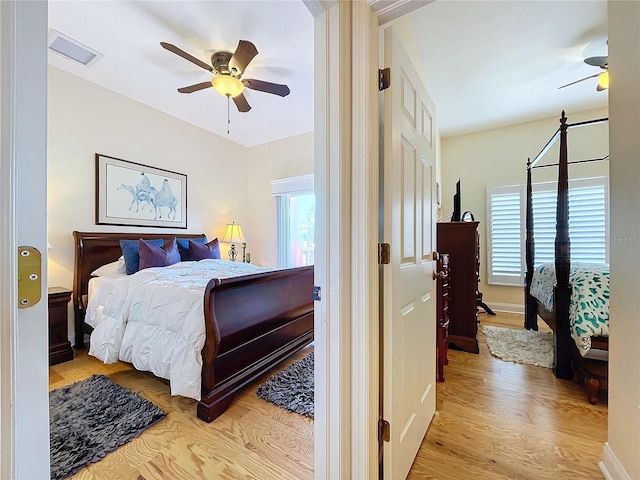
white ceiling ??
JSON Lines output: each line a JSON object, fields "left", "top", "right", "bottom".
{"left": 48, "top": 1, "right": 608, "bottom": 147}
{"left": 47, "top": 1, "right": 315, "bottom": 148}
{"left": 409, "top": 0, "right": 608, "bottom": 138}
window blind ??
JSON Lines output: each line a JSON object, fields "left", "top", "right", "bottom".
{"left": 486, "top": 177, "right": 608, "bottom": 286}
{"left": 486, "top": 185, "right": 523, "bottom": 285}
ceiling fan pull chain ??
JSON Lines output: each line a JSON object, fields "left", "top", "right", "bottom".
{"left": 227, "top": 94, "right": 231, "bottom": 134}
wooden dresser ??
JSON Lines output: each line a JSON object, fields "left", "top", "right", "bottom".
{"left": 437, "top": 221, "right": 480, "bottom": 354}
{"left": 436, "top": 253, "right": 450, "bottom": 381}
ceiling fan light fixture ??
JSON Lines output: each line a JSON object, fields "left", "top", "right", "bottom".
{"left": 211, "top": 75, "right": 244, "bottom": 98}
{"left": 598, "top": 70, "right": 609, "bottom": 90}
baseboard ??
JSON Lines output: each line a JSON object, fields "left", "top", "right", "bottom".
{"left": 599, "top": 442, "right": 632, "bottom": 480}
{"left": 482, "top": 302, "right": 524, "bottom": 314}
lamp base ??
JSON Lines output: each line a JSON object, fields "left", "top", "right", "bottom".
{"left": 228, "top": 244, "right": 238, "bottom": 261}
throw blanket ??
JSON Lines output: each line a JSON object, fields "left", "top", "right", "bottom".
{"left": 530, "top": 262, "right": 609, "bottom": 356}
{"left": 86, "top": 259, "right": 276, "bottom": 400}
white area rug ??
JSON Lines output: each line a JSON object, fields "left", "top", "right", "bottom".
{"left": 482, "top": 325, "right": 553, "bottom": 368}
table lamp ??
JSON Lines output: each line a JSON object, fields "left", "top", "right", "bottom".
{"left": 221, "top": 222, "right": 246, "bottom": 261}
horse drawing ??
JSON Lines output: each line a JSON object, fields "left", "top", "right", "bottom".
{"left": 151, "top": 179, "right": 178, "bottom": 220}
{"left": 117, "top": 183, "right": 155, "bottom": 213}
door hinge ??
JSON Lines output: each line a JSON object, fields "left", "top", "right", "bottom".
{"left": 378, "top": 68, "right": 391, "bottom": 91}
{"left": 312, "top": 285, "right": 321, "bottom": 301}
{"left": 379, "top": 418, "right": 391, "bottom": 442}
{"left": 378, "top": 243, "right": 391, "bottom": 265}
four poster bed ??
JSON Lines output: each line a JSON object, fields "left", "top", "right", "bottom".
{"left": 72, "top": 231, "right": 314, "bottom": 422}
{"left": 523, "top": 111, "right": 609, "bottom": 404}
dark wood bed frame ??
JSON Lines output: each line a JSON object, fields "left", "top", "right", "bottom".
{"left": 523, "top": 112, "right": 609, "bottom": 400}
{"left": 72, "top": 231, "right": 314, "bottom": 422}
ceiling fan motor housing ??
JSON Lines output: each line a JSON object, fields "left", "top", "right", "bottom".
{"left": 211, "top": 51, "right": 239, "bottom": 78}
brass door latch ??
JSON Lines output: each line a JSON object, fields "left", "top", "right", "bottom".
{"left": 17, "top": 246, "right": 42, "bottom": 308}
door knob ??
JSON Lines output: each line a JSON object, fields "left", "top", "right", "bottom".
{"left": 433, "top": 271, "right": 445, "bottom": 280}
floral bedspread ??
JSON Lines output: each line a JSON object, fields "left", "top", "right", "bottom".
{"left": 530, "top": 262, "right": 609, "bottom": 356}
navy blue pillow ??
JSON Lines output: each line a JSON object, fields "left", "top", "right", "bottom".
{"left": 120, "top": 238, "right": 163, "bottom": 274}
{"left": 176, "top": 236, "right": 207, "bottom": 261}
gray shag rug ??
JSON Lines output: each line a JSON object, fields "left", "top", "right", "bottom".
{"left": 256, "top": 352, "right": 314, "bottom": 418}
{"left": 50, "top": 374, "right": 166, "bottom": 480}
{"left": 483, "top": 325, "right": 553, "bottom": 368}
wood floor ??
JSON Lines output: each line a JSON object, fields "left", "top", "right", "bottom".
{"left": 49, "top": 345, "right": 315, "bottom": 480}
{"left": 409, "top": 312, "right": 607, "bottom": 480}
{"left": 50, "top": 312, "right": 607, "bottom": 479}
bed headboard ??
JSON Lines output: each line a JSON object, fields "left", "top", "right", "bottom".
{"left": 72, "top": 231, "right": 206, "bottom": 347}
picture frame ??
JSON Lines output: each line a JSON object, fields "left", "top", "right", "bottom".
{"left": 95, "top": 153, "right": 187, "bottom": 228}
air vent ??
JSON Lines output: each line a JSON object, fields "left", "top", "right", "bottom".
{"left": 48, "top": 30, "right": 102, "bottom": 67}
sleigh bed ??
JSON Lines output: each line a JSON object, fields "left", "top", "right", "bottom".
{"left": 523, "top": 112, "right": 609, "bottom": 403}
{"left": 72, "top": 231, "right": 314, "bottom": 422}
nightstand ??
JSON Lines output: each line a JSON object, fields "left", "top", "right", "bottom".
{"left": 48, "top": 287, "right": 74, "bottom": 365}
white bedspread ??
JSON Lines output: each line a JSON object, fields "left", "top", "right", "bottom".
{"left": 86, "top": 259, "right": 276, "bottom": 400}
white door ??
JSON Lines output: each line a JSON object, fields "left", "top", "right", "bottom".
{"left": 381, "top": 26, "right": 437, "bottom": 480}
{"left": 0, "top": 1, "right": 50, "bottom": 478}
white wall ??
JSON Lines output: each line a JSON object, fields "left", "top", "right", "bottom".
{"left": 245, "top": 132, "right": 314, "bottom": 267}
{"left": 602, "top": 2, "right": 640, "bottom": 479}
{"left": 48, "top": 66, "right": 313, "bottom": 337}
{"left": 440, "top": 107, "right": 609, "bottom": 309}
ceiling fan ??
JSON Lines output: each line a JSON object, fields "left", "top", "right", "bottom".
{"left": 558, "top": 55, "right": 609, "bottom": 91}
{"left": 160, "top": 40, "right": 290, "bottom": 113}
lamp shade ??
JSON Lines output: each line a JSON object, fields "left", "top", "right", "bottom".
{"left": 221, "top": 222, "right": 246, "bottom": 244}
{"left": 211, "top": 75, "right": 245, "bottom": 98}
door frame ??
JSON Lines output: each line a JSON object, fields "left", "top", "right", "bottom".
{"left": 305, "top": 1, "right": 432, "bottom": 478}
{"left": 0, "top": 1, "right": 50, "bottom": 478}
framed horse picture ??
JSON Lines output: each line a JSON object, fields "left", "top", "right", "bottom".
{"left": 95, "top": 153, "right": 187, "bottom": 228}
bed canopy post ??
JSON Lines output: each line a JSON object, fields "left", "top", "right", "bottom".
{"left": 553, "top": 111, "right": 573, "bottom": 379}
{"left": 524, "top": 157, "right": 538, "bottom": 330}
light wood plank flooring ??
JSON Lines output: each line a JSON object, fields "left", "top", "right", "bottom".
{"left": 49, "top": 345, "right": 315, "bottom": 480}
{"left": 50, "top": 312, "right": 607, "bottom": 479}
{"left": 409, "top": 312, "right": 607, "bottom": 480}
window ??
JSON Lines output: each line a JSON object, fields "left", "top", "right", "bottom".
{"left": 271, "top": 175, "right": 315, "bottom": 268}
{"left": 486, "top": 176, "right": 609, "bottom": 286}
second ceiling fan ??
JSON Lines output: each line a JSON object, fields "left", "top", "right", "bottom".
{"left": 559, "top": 55, "right": 609, "bottom": 91}
{"left": 161, "top": 39, "right": 290, "bottom": 113}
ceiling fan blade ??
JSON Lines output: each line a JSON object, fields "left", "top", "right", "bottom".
{"left": 243, "top": 78, "right": 290, "bottom": 97}
{"left": 558, "top": 73, "right": 600, "bottom": 89}
{"left": 177, "top": 81, "right": 212, "bottom": 94}
{"left": 584, "top": 55, "right": 608, "bottom": 68}
{"left": 160, "top": 42, "right": 212, "bottom": 72}
{"left": 232, "top": 93, "right": 252, "bottom": 113}
{"left": 229, "top": 40, "right": 258, "bottom": 75}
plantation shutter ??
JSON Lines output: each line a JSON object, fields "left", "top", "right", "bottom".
{"left": 532, "top": 178, "right": 608, "bottom": 266}
{"left": 486, "top": 176, "right": 608, "bottom": 287}
{"left": 567, "top": 182, "right": 607, "bottom": 263}
{"left": 486, "top": 185, "right": 524, "bottom": 285}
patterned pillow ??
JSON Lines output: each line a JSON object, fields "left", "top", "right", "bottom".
{"left": 138, "top": 238, "right": 181, "bottom": 270}
{"left": 120, "top": 238, "right": 164, "bottom": 274}
{"left": 176, "top": 236, "right": 207, "bottom": 261}
{"left": 189, "top": 238, "right": 221, "bottom": 261}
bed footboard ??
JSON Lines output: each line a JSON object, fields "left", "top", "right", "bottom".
{"left": 198, "top": 266, "right": 314, "bottom": 422}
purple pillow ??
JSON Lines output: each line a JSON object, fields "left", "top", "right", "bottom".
{"left": 189, "top": 238, "right": 221, "bottom": 261}
{"left": 138, "top": 238, "right": 181, "bottom": 270}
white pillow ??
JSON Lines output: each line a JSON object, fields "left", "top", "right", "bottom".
{"left": 91, "top": 256, "right": 126, "bottom": 276}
